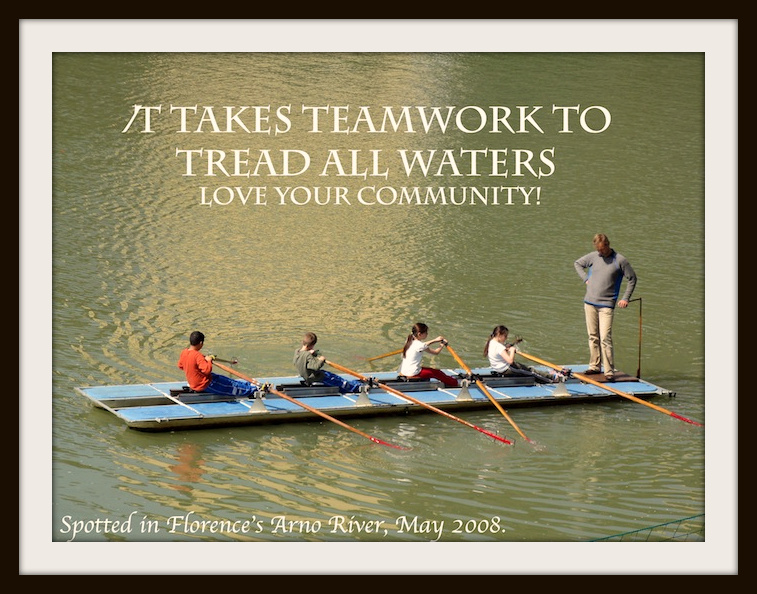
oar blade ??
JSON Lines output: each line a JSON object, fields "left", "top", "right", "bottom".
{"left": 671, "top": 412, "right": 704, "bottom": 427}
{"left": 517, "top": 351, "right": 703, "bottom": 428}
{"left": 445, "top": 344, "right": 532, "bottom": 444}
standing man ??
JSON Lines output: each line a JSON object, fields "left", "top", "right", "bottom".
{"left": 574, "top": 233, "right": 637, "bottom": 381}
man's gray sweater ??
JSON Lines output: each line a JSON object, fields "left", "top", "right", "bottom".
{"left": 574, "top": 249, "right": 637, "bottom": 308}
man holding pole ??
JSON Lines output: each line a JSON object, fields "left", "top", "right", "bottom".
{"left": 574, "top": 233, "right": 637, "bottom": 382}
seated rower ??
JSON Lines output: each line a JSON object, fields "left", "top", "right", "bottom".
{"left": 484, "top": 325, "right": 565, "bottom": 383}
{"left": 398, "top": 323, "right": 459, "bottom": 388}
{"left": 294, "top": 332, "right": 365, "bottom": 393}
{"left": 177, "top": 331, "right": 259, "bottom": 397}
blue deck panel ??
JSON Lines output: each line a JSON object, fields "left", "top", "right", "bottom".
{"left": 118, "top": 404, "right": 203, "bottom": 421}
{"left": 118, "top": 400, "right": 257, "bottom": 421}
{"left": 191, "top": 401, "right": 256, "bottom": 416}
{"left": 495, "top": 383, "right": 602, "bottom": 399}
{"left": 396, "top": 389, "right": 459, "bottom": 405}
{"left": 610, "top": 380, "right": 659, "bottom": 393}
{"left": 80, "top": 382, "right": 184, "bottom": 400}
{"left": 360, "top": 391, "right": 408, "bottom": 406}
{"left": 466, "top": 391, "right": 494, "bottom": 403}
{"left": 263, "top": 395, "right": 355, "bottom": 412}
{"left": 81, "top": 384, "right": 159, "bottom": 399}
{"left": 260, "top": 388, "right": 468, "bottom": 412}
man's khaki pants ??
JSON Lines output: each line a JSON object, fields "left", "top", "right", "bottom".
{"left": 584, "top": 303, "right": 615, "bottom": 376}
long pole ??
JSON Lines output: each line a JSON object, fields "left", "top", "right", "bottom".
{"left": 325, "top": 359, "right": 513, "bottom": 445}
{"left": 629, "top": 297, "right": 643, "bottom": 378}
{"left": 444, "top": 344, "right": 533, "bottom": 443}
{"left": 213, "top": 361, "right": 409, "bottom": 450}
{"left": 516, "top": 351, "right": 702, "bottom": 427}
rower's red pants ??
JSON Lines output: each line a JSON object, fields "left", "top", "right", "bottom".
{"left": 411, "top": 367, "right": 459, "bottom": 388}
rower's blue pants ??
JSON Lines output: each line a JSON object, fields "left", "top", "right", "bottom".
{"left": 207, "top": 373, "right": 259, "bottom": 397}
{"left": 320, "top": 370, "right": 364, "bottom": 394}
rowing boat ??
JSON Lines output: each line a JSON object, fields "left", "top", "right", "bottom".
{"left": 76, "top": 364, "right": 676, "bottom": 432}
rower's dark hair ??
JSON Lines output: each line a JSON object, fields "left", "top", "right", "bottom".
{"left": 402, "top": 322, "right": 429, "bottom": 357}
{"left": 189, "top": 331, "right": 205, "bottom": 346}
{"left": 302, "top": 332, "right": 318, "bottom": 348}
{"left": 484, "top": 325, "right": 508, "bottom": 356}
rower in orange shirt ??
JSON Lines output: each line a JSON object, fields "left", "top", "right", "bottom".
{"left": 177, "top": 331, "right": 258, "bottom": 397}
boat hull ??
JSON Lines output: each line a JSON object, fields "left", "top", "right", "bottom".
{"left": 76, "top": 365, "right": 676, "bottom": 432}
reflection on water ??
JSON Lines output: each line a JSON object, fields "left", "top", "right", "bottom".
{"left": 167, "top": 443, "right": 205, "bottom": 492}
{"left": 52, "top": 52, "right": 705, "bottom": 543}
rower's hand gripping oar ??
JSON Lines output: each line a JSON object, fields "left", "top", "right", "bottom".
{"left": 443, "top": 342, "right": 534, "bottom": 444}
{"left": 516, "top": 351, "right": 703, "bottom": 427}
{"left": 325, "top": 359, "right": 513, "bottom": 445}
{"left": 208, "top": 355, "right": 238, "bottom": 365}
{"left": 212, "top": 361, "right": 409, "bottom": 450}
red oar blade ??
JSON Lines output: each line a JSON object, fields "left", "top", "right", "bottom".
{"left": 445, "top": 343, "right": 532, "bottom": 444}
{"left": 671, "top": 412, "right": 704, "bottom": 427}
{"left": 517, "top": 351, "right": 704, "bottom": 428}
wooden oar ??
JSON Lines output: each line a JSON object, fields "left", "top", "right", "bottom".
{"left": 444, "top": 344, "right": 534, "bottom": 443}
{"left": 210, "top": 356, "right": 238, "bottom": 365}
{"left": 212, "top": 361, "right": 409, "bottom": 450}
{"left": 366, "top": 348, "right": 403, "bottom": 362}
{"left": 325, "top": 359, "right": 513, "bottom": 445}
{"left": 516, "top": 351, "right": 703, "bottom": 427}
